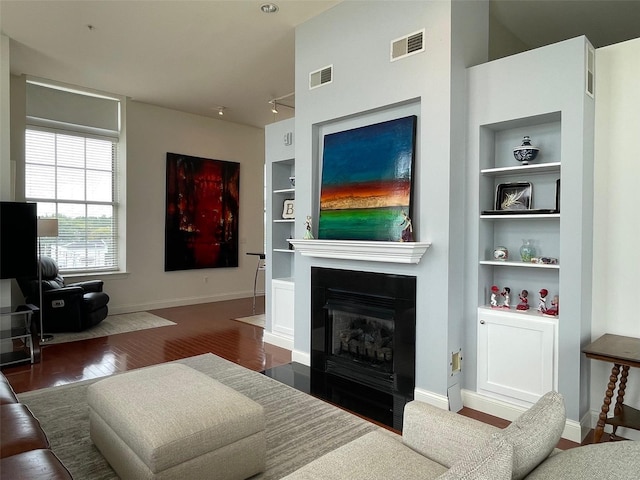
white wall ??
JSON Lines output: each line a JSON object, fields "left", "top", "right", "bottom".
{"left": 7, "top": 77, "right": 266, "bottom": 313}
{"left": 102, "top": 101, "right": 265, "bottom": 313}
{"left": 592, "top": 37, "right": 640, "bottom": 439}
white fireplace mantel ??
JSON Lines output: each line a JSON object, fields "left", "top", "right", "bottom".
{"left": 287, "top": 239, "right": 431, "bottom": 264}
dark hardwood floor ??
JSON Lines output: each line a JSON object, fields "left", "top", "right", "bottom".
{"left": 1, "top": 296, "right": 581, "bottom": 449}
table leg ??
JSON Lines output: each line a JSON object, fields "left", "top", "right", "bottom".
{"left": 594, "top": 363, "right": 621, "bottom": 443}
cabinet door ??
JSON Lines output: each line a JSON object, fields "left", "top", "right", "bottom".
{"left": 477, "top": 308, "right": 555, "bottom": 404}
{"left": 272, "top": 280, "right": 294, "bottom": 338}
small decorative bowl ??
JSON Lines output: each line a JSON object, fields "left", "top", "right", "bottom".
{"left": 513, "top": 136, "right": 539, "bottom": 165}
{"left": 493, "top": 246, "right": 508, "bottom": 261}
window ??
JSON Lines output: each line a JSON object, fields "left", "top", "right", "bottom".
{"left": 25, "top": 128, "right": 119, "bottom": 273}
{"left": 24, "top": 79, "right": 123, "bottom": 274}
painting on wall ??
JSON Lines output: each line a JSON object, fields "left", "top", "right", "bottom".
{"left": 165, "top": 152, "right": 240, "bottom": 271}
{"left": 318, "top": 115, "right": 417, "bottom": 241}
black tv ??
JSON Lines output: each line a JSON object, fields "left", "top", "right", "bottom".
{"left": 0, "top": 201, "right": 38, "bottom": 279}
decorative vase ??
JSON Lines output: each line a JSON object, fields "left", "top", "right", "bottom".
{"left": 513, "top": 136, "right": 540, "bottom": 165}
{"left": 519, "top": 239, "right": 536, "bottom": 263}
{"left": 493, "top": 246, "right": 508, "bottom": 261}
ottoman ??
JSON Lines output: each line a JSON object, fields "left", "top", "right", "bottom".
{"left": 87, "top": 363, "right": 265, "bottom": 480}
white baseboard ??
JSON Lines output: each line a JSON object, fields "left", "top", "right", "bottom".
{"left": 291, "top": 349, "right": 310, "bottom": 366}
{"left": 413, "top": 387, "right": 449, "bottom": 410}
{"left": 108, "top": 291, "right": 255, "bottom": 315}
{"left": 263, "top": 331, "right": 294, "bottom": 351}
{"left": 462, "top": 390, "right": 584, "bottom": 443}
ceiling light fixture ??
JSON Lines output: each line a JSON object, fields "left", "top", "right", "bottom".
{"left": 218, "top": 107, "right": 225, "bottom": 116}
{"left": 268, "top": 92, "right": 295, "bottom": 115}
{"left": 260, "top": 3, "right": 279, "bottom": 14}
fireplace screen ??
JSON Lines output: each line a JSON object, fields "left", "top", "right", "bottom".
{"left": 331, "top": 309, "right": 394, "bottom": 372}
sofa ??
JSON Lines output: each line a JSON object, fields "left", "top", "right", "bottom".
{"left": 0, "top": 371, "right": 72, "bottom": 479}
{"left": 283, "top": 391, "right": 640, "bottom": 480}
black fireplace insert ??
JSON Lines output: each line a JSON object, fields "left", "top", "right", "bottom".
{"left": 311, "top": 267, "right": 416, "bottom": 430}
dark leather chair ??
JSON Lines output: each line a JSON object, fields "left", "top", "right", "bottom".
{"left": 17, "top": 256, "right": 109, "bottom": 333}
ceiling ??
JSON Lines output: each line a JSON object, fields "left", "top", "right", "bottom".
{"left": 2, "top": 1, "right": 640, "bottom": 129}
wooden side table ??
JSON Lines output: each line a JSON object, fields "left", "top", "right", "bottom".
{"left": 582, "top": 334, "right": 640, "bottom": 443}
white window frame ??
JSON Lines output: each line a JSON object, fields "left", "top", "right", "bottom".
{"left": 24, "top": 79, "right": 126, "bottom": 275}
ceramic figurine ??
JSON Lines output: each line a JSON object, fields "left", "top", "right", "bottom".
{"left": 501, "top": 287, "right": 511, "bottom": 309}
{"left": 537, "top": 289, "right": 548, "bottom": 313}
{"left": 490, "top": 285, "right": 499, "bottom": 307}
{"left": 517, "top": 289, "right": 529, "bottom": 311}
{"left": 399, "top": 211, "right": 413, "bottom": 242}
{"left": 545, "top": 295, "right": 559, "bottom": 317}
{"left": 303, "top": 215, "right": 314, "bottom": 239}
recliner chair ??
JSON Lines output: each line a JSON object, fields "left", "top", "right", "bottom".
{"left": 17, "top": 256, "right": 109, "bottom": 333}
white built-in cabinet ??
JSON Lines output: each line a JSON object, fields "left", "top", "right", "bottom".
{"left": 468, "top": 37, "right": 594, "bottom": 423}
{"left": 477, "top": 307, "right": 556, "bottom": 404}
{"left": 264, "top": 118, "right": 295, "bottom": 349}
{"left": 475, "top": 115, "right": 561, "bottom": 405}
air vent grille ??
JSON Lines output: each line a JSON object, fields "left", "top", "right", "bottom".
{"left": 310, "top": 65, "right": 333, "bottom": 90}
{"left": 586, "top": 43, "right": 595, "bottom": 98}
{"left": 391, "top": 29, "right": 425, "bottom": 62}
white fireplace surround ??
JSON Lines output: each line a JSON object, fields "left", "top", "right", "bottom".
{"left": 288, "top": 239, "right": 431, "bottom": 264}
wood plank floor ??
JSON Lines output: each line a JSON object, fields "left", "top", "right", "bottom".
{"left": 1, "top": 296, "right": 582, "bottom": 449}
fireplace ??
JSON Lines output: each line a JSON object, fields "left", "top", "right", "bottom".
{"left": 311, "top": 267, "right": 416, "bottom": 430}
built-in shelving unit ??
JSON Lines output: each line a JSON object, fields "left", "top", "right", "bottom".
{"left": 265, "top": 118, "right": 296, "bottom": 350}
{"left": 467, "top": 38, "right": 595, "bottom": 439}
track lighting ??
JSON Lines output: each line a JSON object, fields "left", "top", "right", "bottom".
{"left": 271, "top": 101, "right": 278, "bottom": 114}
{"left": 218, "top": 107, "right": 225, "bottom": 116}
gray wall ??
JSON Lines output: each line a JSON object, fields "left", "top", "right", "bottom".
{"left": 292, "top": 1, "right": 488, "bottom": 402}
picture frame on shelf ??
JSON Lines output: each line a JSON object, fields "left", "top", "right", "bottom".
{"left": 282, "top": 199, "right": 295, "bottom": 219}
{"left": 555, "top": 179, "right": 561, "bottom": 213}
{"left": 495, "top": 182, "right": 532, "bottom": 211}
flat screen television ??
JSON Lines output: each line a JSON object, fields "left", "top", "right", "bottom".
{"left": 0, "top": 201, "right": 38, "bottom": 279}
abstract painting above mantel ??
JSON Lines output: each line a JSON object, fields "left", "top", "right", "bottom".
{"left": 165, "top": 152, "right": 240, "bottom": 271}
{"left": 318, "top": 115, "right": 417, "bottom": 241}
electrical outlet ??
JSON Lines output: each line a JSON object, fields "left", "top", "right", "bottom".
{"left": 451, "top": 350, "right": 462, "bottom": 374}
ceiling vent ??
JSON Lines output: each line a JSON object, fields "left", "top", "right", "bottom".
{"left": 309, "top": 65, "right": 333, "bottom": 90}
{"left": 390, "top": 29, "right": 425, "bottom": 62}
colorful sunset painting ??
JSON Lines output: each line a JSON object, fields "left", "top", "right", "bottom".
{"left": 318, "top": 115, "right": 417, "bottom": 241}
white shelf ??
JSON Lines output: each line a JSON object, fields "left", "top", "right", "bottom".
{"left": 480, "top": 260, "right": 559, "bottom": 269}
{"left": 273, "top": 248, "right": 294, "bottom": 253}
{"left": 274, "top": 188, "right": 295, "bottom": 194}
{"left": 478, "top": 304, "right": 559, "bottom": 320}
{"left": 481, "top": 162, "right": 561, "bottom": 176}
{"left": 480, "top": 213, "right": 560, "bottom": 220}
{"left": 288, "top": 239, "right": 431, "bottom": 264}
{"left": 273, "top": 219, "right": 295, "bottom": 223}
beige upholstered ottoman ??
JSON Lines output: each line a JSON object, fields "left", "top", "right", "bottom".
{"left": 87, "top": 363, "right": 265, "bottom": 480}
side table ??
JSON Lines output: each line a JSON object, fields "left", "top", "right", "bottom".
{"left": 0, "top": 304, "right": 39, "bottom": 367}
{"left": 582, "top": 334, "right": 640, "bottom": 443}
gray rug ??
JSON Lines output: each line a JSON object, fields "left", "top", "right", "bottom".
{"left": 18, "top": 353, "right": 381, "bottom": 479}
{"left": 234, "top": 313, "right": 266, "bottom": 328}
{"left": 44, "top": 311, "right": 176, "bottom": 345}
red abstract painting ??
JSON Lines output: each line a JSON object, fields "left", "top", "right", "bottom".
{"left": 165, "top": 152, "right": 240, "bottom": 271}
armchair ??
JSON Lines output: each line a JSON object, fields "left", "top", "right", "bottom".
{"left": 17, "top": 256, "right": 110, "bottom": 333}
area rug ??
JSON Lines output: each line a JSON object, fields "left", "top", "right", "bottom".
{"left": 44, "top": 311, "right": 176, "bottom": 345}
{"left": 233, "top": 313, "right": 265, "bottom": 328}
{"left": 18, "top": 353, "right": 381, "bottom": 479}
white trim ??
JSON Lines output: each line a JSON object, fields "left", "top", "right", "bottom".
{"left": 106, "top": 291, "right": 255, "bottom": 315}
{"left": 288, "top": 239, "right": 431, "bottom": 264}
{"left": 413, "top": 387, "right": 449, "bottom": 410}
{"left": 462, "top": 389, "right": 585, "bottom": 443}
{"left": 264, "top": 331, "right": 294, "bottom": 351}
{"left": 291, "top": 349, "right": 310, "bottom": 366}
